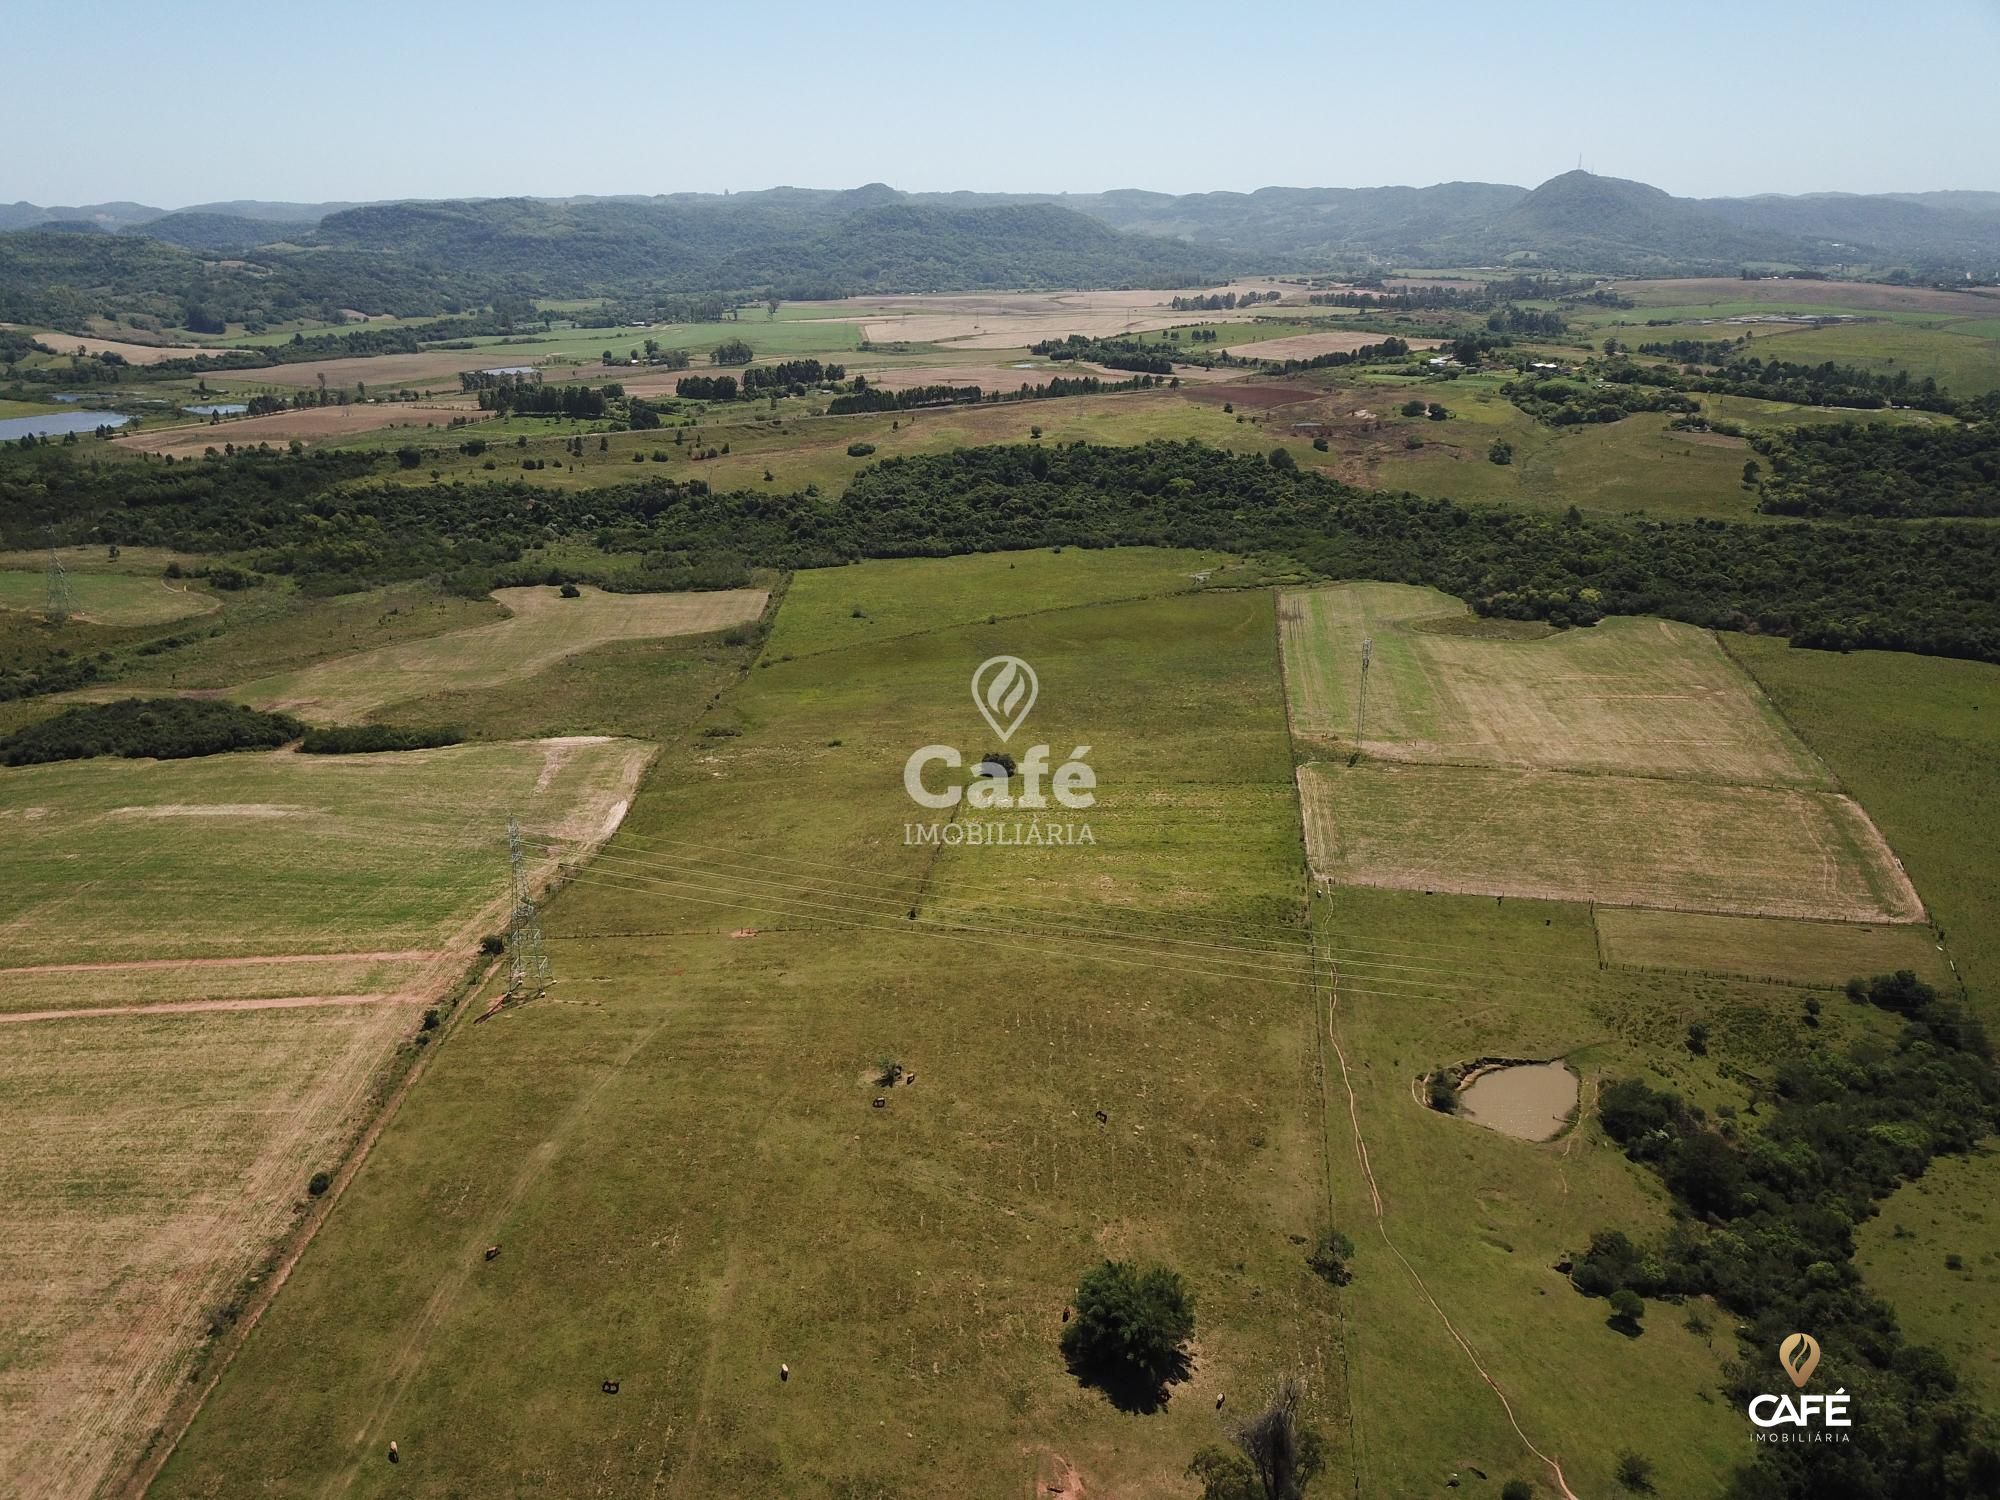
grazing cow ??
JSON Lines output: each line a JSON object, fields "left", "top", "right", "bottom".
{"left": 484, "top": 1245, "right": 501, "bottom": 1261}
{"left": 780, "top": 1363, "right": 790, "bottom": 1383}
{"left": 387, "top": 1442, "right": 399, "bottom": 1464}
{"left": 602, "top": 1380, "right": 620, "bottom": 1395}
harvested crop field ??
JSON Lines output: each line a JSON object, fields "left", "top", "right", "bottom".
{"left": 239, "top": 583, "right": 766, "bottom": 720}
{"left": 115, "top": 400, "right": 492, "bottom": 455}
{"left": 1594, "top": 907, "right": 1948, "bottom": 987}
{"left": 0, "top": 736, "right": 650, "bottom": 1500}
{"left": 0, "top": 1002, "right": 418, "bottom": 1500}
{"left": 1613, "top": 278, "right": 2000, "bottom": 316}
{"left": 1298, "top": 760, "right": 1921, "bottom": 921}
{"left": 200, "top": 346, "right": 582, "bottom": 389}
{"left": 6, "top": 325, "right": 217, "bottom": 366}
{"left": 1225, "top": 329, "right": 1442, "bottom": 361}
{"left": 1278, "top": 583, "right": 1829, "bottom": 785}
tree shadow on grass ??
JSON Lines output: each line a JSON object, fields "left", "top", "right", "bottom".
{"left": 1062, "top": 1345, "right": 1194, "bottom": 1415}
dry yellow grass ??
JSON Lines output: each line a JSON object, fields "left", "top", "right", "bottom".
{"left": 0, "top": 736, "right": 653, "bottom": 1499}
{"left": 237, "top": 584, "right": 766, "bottom": 720}
{"left": 1227, "top": 330, "right": 1443, "bottom": 361}
{"left": 115, "top": 401, "right": 492, "bottom": 455}
{"left": 0, "top": 1004, "right": 416, "bottom": 1500}
{"left": 1279, "top": 583, "right": 1831, "bottom": 786}
{"left": 1594, "top": 907, "right": 1948, "bottom": 986}
{"left": 6, "top": 325, "right": 214, "bottom": 366}
{"left": 1298, "top": 760, "right": 1922, "bottom": 922}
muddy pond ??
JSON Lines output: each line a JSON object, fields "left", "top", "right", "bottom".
{"left": 1457, "top": 1061, "right": 1578, "bottom": 1141}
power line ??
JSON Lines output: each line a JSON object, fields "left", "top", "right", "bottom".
{"left": 506, "top": 815, "right": 551, "bottom": 998}
{"left": 44, "top": 534, "right": 75, "bottom": 626}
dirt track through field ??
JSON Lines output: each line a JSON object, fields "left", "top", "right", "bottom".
{"left": 1320, "top": 931, "right": 1579, "bottom": 1500}
{"left": 0, "top": 993, "right": 403, "bottom": 1026}
{"left": 0, "top": 948, "right": 444, "bottom": 978}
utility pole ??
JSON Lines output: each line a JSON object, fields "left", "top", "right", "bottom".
{"left": 505, "top": 816, "right": 551, "bottom": 998}
{"left": 1351, "top": 636, "right": 1373, "bottom": 765}
{"left": 45, "top": 534, "right": 75, "bottom": 626}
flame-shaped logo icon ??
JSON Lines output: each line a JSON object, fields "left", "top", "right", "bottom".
{"left": 1780, "top": 1333, "right": 1821, "bottom": 1389}
{"left": 972, "top": 656, "right": 1038, "bottom": 743}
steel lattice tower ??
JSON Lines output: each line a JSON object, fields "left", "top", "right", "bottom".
{"left": 1352, "top": 636, "right": 1374, "bottom": 762}
{"left": 45, "top": 539, "right": 75, "bottom": 626}
{"left": 505, "top": 816, "right": 552, "bottom": 997}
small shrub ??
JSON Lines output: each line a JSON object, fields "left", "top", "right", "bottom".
{"left": 481, "top": 934, "right": 506, "bottom": 955}
{"left": 1306, "top": 1227, "right": 1355, "bottom": 1285}
{"left": 559, "top": 581, "right": 581, "bottom": 598}
{"left": 846, "top": 441, "right": 876, "bottom": 457}
{"left": 1503, "top": 1482, "right": 1535, "bottom": 1500}
{"left": 307, "top": 1171, "right": 332, "bottom": 1197}
{"left": 1615, "top": 1451, "right": 1654, "bottom": 1492}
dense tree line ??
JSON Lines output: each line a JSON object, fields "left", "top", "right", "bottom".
{"left": 828, "top": 383, "right": 983, "bottom": 414}
{"left": 297, "top": 724, "right": 463, "bottom": 753}
{"left": 1168, "top": 290, "right": 1280, "bottom": 311}
{"left": 740, "top": 359, "right": 845, "bottom": 394}
{"left": 1575, "top": 972, "right": 2000, "bottom": 1499}
{"left": 473, "top": 381, "right": 609, "bottom": 419}
{"left": 1506, "top": 374, "right": 1701, "bottom": 425}
{"left": 676, "top": 375, "right": 740, "bottom": 401}
{"left": 0, "top": 698, "right": 303, "bottom": 764}
{"left": 1750, "top": 419, "right": 2000, "bottom": 518}
{"left": 14, "top": 439, "right": 2000, "bottom": 664}
{"left": 1617, "top": 351, "right": 1964, "bottom": 414}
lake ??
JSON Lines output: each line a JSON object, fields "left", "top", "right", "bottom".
{"left": 0, "top": 410, "right": 132, "bottom": 440}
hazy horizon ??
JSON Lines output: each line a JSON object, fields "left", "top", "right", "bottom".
{"left": 10, "top": 0, "right": 1999, "bottom": 208}
{"left": 14, "top": 170, "right": 2000, "bottom": 218}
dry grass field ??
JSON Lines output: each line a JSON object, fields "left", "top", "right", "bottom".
{"left": 115, "top": 401, "right": 492, "bottom": 456}
{"left": 1278, "top": 583, "right": 1831, "bottom": 785}
{"left": 0, "top": 1004, "right": 416, "bottom": 1500}
{"left": 237, "top": 584, "right": 766, "bottom": 720}
{"left": 1225, "top": 329, "right": 1442, "bottom": 361}
{"left": 1280, "top": 582, "right": 1926, "bottom": 925}
{"left": 0, "top": 736, "right": 652, "bottom": 1500}
{"left": 1595, "top": 907, "right": 1950, "bottom": 986}
{"left": 6, "top": 325, "right": 216, "bottom": 365}
{"left": 1298, "top": 760, "right": 1922, "bottom": 921}
{"left": 1612, "top": 278, "right": 2000, "bottom": 316}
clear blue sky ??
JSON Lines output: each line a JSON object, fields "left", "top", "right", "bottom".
{"left": 11, "top": 0, "right": 2000, "bottom": 206}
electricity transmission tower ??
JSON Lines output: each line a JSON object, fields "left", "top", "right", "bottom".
{"left": 45, "top": 537, "right": 75, "bottom": 626}
{"left": 1351, "top": 636, "right": 1373, "bottom": 764}
{"left": 505, "top": 816, "right": 552, "bottom": 998}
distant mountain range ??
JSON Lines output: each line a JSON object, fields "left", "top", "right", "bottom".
{"left": 3, "top": 175, "right": 1997, "bottom": 332}
{"left": 8, "top": 173, "right": 1999, "bottom": 276}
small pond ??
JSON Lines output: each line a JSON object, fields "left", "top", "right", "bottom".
{"left": 0, "top": 410, "right": 132, "bottom": 440}
{"left": 184, "top": 403, "right": 249, "bottom": 416}
{"left": 1457, "top": 1061, "right": 1578, "bottom": 1141}
{"left": 480, "top": 364, "right": 538, "bottom": 376}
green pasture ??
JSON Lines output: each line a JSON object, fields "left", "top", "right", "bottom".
{"left": 0, "top": 567, "right": 217, "bottom": 626}
{"left": 1726, "top": 638, "right": 2000, "bottom": 1014}
{"left": 152, "top": 587, "right": 1349, "bottom": 1499}
{"left": 763, "top": 546, "right": 1235, "bottom": 658}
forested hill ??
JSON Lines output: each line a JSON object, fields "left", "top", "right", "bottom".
{"left": 310, "top": 196, "right": 1229, "bottom": 294}
{"left": 0, "top": 195, "right": 1229, "bottom": 326}
{"left": 6, "top": 173, "right": 1996, "bottom": 329}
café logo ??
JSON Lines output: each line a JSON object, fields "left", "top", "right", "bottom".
{"left": 1747, "top": 1333, "right": 1850, "bottom": 1444}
